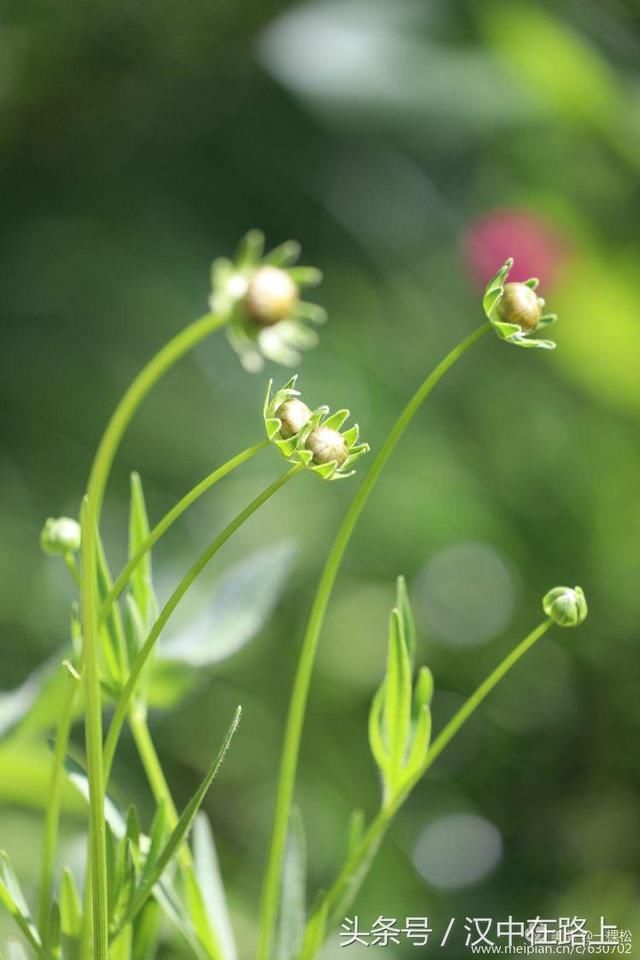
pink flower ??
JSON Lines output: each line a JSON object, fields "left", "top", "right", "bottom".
{"left": 463, "top": 209, "right": 570, "bottom": 290}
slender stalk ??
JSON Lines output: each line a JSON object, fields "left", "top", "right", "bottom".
{"left": 312, "top": 618, "right": 553, "bottom": 933}
{"left": 38, "top": 670, "right": 81, "bottom": 944}
{"left": 80, "top": 310, "right": 227, "bottom": 960}
{"left": 100, "top": 440, "right": 268, "bottom": 625}
{"left": 257, "top": 322, "right": 491, "bottom": 960}
{"left": 128, "top": 708, "right": 180, "bottom": 825}
{"left": 104, "top": 465, "right": 302, "bottom": 780}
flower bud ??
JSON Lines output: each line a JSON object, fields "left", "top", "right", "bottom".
{"left": 245, "top": 266, "right": 298, "bottom": 326}
{"left": 40, "top": 517, "right": 81, "bottom": 556}
{"left": 497, "top": 282, "right": 543, "bottom": 333}
{"left": 542, "top": 586, "right": 588, "bottom": 627}
{"left": 306, "top": 426, "right": 349, "bottom": 467}
{"left": 277, "top": 397, "right": 312, "bottom": 439}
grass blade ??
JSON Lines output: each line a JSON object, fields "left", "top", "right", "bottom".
{"left": 118, "top": 707, "right": 242, "bottom": 930}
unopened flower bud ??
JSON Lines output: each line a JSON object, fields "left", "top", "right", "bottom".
{"left": 40, "top": 517, "right": 81, "bottom": 556}
{"left": 277, "top": 397, "right": 312, "bottom": 439}
{"left": 497, "top": 282, "right": 543, "bottom": 333}
{"left": 245, "top": 266, "right": 298, "bottom": 326}
{"left": 542, "top": 586, "right": 588, "bottom": 627}
{"left": 306, "top": 426, "right": 349, "bottom": 467}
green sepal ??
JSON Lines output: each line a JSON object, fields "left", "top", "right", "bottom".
{"left": 263, "top": 240, "right": 301, "bottom": 268}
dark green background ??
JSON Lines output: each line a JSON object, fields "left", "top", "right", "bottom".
{"left": 1, "top": 0, "right": 640, "bottom": 956}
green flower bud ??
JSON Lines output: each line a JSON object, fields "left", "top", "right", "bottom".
{"left": 542, "top": 585, "right": 588, "bottom": 627}
{"left": 276, "top": 397, "right": 313, "bottom": 439}
{"left": 211, "top": 232, "right": 326, "bottom": 371}
{"left": 306, "top": 425, "right": 349, "bottom": 467}
{"left": 40, "top": 517, "right": 81, "bottom": 556}
{"left": 497, "top": 282, "right": 544, "bottom": 333}
{"left": 245, "top": 266, "right": 299, "bottom": 326}
{"left": 264, "top": 377, "right": 369, "bottom": 479}
{"left": 483, "top": 258, "right": 557, "bottom": 350}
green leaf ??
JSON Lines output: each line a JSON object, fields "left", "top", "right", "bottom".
{"left": 383, "top": 609, "right": 413, "bottom": 787}
{"left": 128, "top": 473, "right": 159, "bottom": 631}
{"left": 0, "top": 851, "right": 43, "bottom": 955}
{"left": 406, "top": 672, "right": 433, "bottom": 776}
{"left": 110, "top": 923, "right": 132, "bottom": 960}
{"left": 46, "top": 900, "right": 61, "bottom": 959}
{"left": 298, "top": 898, "right": 328, "bottom": 960}
{"left": 60, "top": 869, "right": 82, "bottom": 939}
{"left": 0, "top": 666, "right": 50, "bottom": 742}
{"left": 157, "top": 543, "right": 297, "bottom": 667}
{"left": 131, "top": 900, "right": 161, "bottom": 960}
{"left": 274, "top": 809, "right": 306, "bottom": 960}
{"left": 346, "top": 809, "right": 365, "bottom": 859}
{"left": 191, "top": 815, "right": 237, "bottom": 960}
{"left": 96, "top": 531, "right": 129, "bottom": 685}
{"left": 367, "top": 684, "right": 388, "bottom": 775}
{"left": 395, "top": 576, "right": 416, "bottom": 663}
{"left": 117, "top": 707, "right": 242, "bottom": 931}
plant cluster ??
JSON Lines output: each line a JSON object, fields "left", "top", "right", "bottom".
{"left": 0, "top": 233, "right": 588, "bottom": 960}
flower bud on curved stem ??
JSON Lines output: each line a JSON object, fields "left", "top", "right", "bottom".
{"left": 40, "top": 517, "right": 81, "bottom": 556}
{"left": 542, "top": 585, "right": 588, "bottom": 627}
{"left": 264, "top": 376, "right": 369, "bottom": 480}
{"left": 483, "top": 258, "right": 557, "bottom": 350}
{"left": 210, "top": 231, "right": 325, "bottom": 371}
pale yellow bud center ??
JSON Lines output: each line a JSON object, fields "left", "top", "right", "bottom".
{"left": 307, "top": 426, "right": 349, "bottom": 466}
{"left": 245, "top": 266, "right": 298, "bottom": 326}
{"left": 277, "top": 398, "right": 312, "bottom": 439}
{"left": 498, "top": 282, "right": 543, "bottom": 333}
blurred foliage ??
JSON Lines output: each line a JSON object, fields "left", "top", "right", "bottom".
{"left": 1, "top": 0, "right": 640, "bottom": 956}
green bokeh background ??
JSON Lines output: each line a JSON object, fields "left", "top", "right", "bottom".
{"left": 1, "top": 0, "right": 639, "bottom": 956}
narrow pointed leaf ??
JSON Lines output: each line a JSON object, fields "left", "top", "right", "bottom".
{"left": 367, "top": 684, "right": 388, "bottom": 775}
{"left": 192, "top": 815, "right": 237, "bottom": 960}
{"left": 118, "top": 707, "right": 242, "bottom": 930}
{"left": 0, "top": 852, "right": 43, "bottom": 954}
{"left": 346, "top": 809, "right": 365, "bottom": 858}
{"left": 274, "top": 809, "right": 306, "bottom": 960}
{"left": 129, "top": 473, "right": 159, "bottom": 630}
{"left": 60, "top": 869, "right": 82, "bottom": 938}
{"left": 298, "top": 899, "right": 328, "bottom": 960}
{"left": 395, "top": 576, "right": 415, "bottom": 663}
{"left": 384, "top": 609, "right": 413, "bottom": 786}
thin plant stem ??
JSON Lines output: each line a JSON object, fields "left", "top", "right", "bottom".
{"left": 103, "top": 465, "right": 303, "bottom": 781}
{"left": 80, "top": 310, "right": 227, "bottom": 960}
{"left": 37, "top": 670, "right": 81, "bottom": 944}
{"left": 257, "top": 322, "right": 491, "bottom": 960}
{"left": 312, "top": 618, "right": 553, "bottom": 933}
{"left": 100, "top": 440, "right": 269, "bottom": 625}
{"left": 129, "top": 709, "right": 179, "bottom": 824}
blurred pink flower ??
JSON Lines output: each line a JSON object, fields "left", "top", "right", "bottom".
{"left": 462, "top": 209, "right": 570, "bottom": 290}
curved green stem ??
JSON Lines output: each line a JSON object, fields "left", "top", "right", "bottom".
{"left": 312, "top": 618, "right": 552, "bottom": 935}
{"left": 104, "top": 464, "right": 302, "bottom": 780}
{"left": 257, "top": 322, "right": 491, "bottom": 960}
{"left": 100, "top": 440, "right": 268, "bottom": 625}
{"left": 80, "top": 310, "right": 227, "bottom": 960}
{"left": 38, "top": 670, "right": 81, "bottom": 944}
